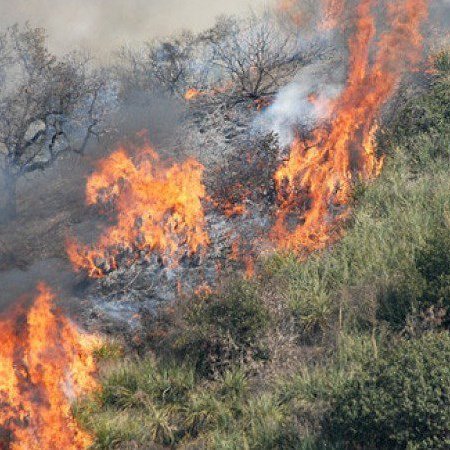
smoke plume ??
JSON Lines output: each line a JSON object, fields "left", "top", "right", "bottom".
{"left": 0, "top": 0, "right": 263, "bottom": 58}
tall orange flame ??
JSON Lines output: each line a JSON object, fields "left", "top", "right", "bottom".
{"left": 0, "top": 283, "right": 98, "bottom": 449}
{"left": 273, "top": 0, "right": 428, "bottom": 251}
{"left": 67, "top": 144, "right": 209, "bottom": 277}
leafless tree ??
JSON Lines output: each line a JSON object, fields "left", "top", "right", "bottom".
{"left": 115, "top": 31, "right": 208, "bottom": 98}
{"left": 201, "top": 14, "right": 308, "bottom": 101}
{"left": 0, "top": 25, "right": 106, "bottom": 219}
{"left": 147, "top": 31, "right": 197, "bottom": 95}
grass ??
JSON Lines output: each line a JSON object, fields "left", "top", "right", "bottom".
{"left": 75, "top": 54, "right": 450, "bottom": 449}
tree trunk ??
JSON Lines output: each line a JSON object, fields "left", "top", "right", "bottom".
{"left": 2, "top": 172, "right": 18, "bottom": 221}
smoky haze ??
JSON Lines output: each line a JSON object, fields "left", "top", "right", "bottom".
{"left": 0, "top": 0, "right": 266, "bottom": 58}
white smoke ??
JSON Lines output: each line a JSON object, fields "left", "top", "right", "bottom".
{"left": 255, "top": 59, "right": 345, "bottom": 147}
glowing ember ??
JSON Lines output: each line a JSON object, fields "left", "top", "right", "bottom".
{"left": 67, "top": 143, "right": 209, "bottom": 278}
{"left": 0, "top": 283, "right": 98, "bottom": 449}
{"left": 273, "top": 0, "right": 428, "bottom": 251}
{"left": 184, "top": 88, "right": 203, "bottom": 101}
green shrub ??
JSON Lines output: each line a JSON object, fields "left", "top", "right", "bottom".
{"left": 173, "top": 280, "right": 270, "bottom": 375}
{"left": 324, "top": 332, "right": 450, "bottom": 449}
{"left": 415, "top": 228, "right": 450, "bottom": 324}
{"left": 100, "top": 358, "right": 195, "bottom": 409}
{"left": 189, "top": 281, "right": 269, "bottom": 347}
{"left": 383, "top": 52, "right": 450, "bottom": 168}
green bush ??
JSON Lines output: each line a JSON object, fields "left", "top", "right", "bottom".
{"left": 324, "top": 332, "right": 450, "bottom": 449}
{"left": 99, "top": 358, "right": 195, "bottom": 409}
{"left": 173, "top": 280, "right": 270, "bottom": 375}
{"left": 415, "top": 229, "right": 450, "bottom": 324}
{"left": 383, "top": 53, "right": 450, "bottom": 168}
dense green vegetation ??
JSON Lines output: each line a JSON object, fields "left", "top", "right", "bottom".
{"left": 76, "top": 54, "right": 450, "bottom": 449}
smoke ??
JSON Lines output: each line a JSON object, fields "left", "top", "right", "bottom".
{"left": 258, "top": 0, "right": 450, "bottom": 147}
{"left": 0, "top": 259, "right": 76, "bottom": 311}
{"left": 111, "top": 90, "right": 187, "bottom": 154}
{"left": 431, "top": 0, "right": 450, "bottom": 28}
{"left": 0, "top": 0, "right": 264, "bottom": 59}
{"left": 256, "top": 58, "right": 346, "bottom": 146}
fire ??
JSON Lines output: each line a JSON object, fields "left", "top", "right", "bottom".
{"left": 273, "top": 0, "right": 428, "bottom": 251}
{"left": 0, "top": 283, "right": 98, "bottom": 449}
{"left": 67, "top": 143, "right": 209, "bottom": 277}
{"left": 185, "top": 88, "right": 202, "bottom": 101}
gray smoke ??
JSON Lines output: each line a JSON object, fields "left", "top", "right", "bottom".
{"left": 0, "top": 0, "right": 264, "bottom": 59}
{"left": 0, "top": 259, "right": 76, "bottom": 311}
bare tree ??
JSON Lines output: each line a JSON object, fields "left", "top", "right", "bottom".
{"left": 147, "top": 31, "right": 197, "bottom": 95}
{"left": 0, "top": 25, "right": 106, "bottom": 219}
{"left": 201, "top": 14, "right": 306, "bottom": 101}
{"left": 114, "top": 31, "right": 207, "bottom": 98}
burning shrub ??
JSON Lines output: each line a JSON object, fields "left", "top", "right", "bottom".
{"left": 272, "top": 0, "right": 428, "bottom": 252}
{"left": 208, "top": 133, "right": 279, "bottom": 215}
{"left": 67, "top": 143, "right": 209, "bottom": 278}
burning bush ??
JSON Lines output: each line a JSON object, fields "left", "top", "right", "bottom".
{"left": 272, "top": 0, "right": 428, "bottom": 251}
{"left": 67, "top": 143, "right": 209, "bottom": 278}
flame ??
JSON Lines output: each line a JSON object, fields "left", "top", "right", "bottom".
{"left": 273, "top": 0, "right": 428, "bottom": 251}
{"left": 223, "top": 202, "right": 247, "bottom": 218}
{"left": 67, "top": 144, "right": 209, "bottom": 277}
{"left": 185, "top": 88, "right": 203, "bottom": 101}
{"left": 184, "top": 82, "right": 233, "bottom": 102}
{"left": 0, "top": 283, "right": 98, "bottom": 449}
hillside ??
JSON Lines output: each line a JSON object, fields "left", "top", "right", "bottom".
{"left": 0, "top": 2, "right": 449, "bottom": 449}
{"left": 74, "top": 54, "right": 450, "bottom": 449}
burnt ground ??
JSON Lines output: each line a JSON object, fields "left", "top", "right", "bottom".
{"left": 0, "top": 155, "right": 91, "bottom": 270}
{"left": 0, "top": 97, "right": 281, "bottom": 336}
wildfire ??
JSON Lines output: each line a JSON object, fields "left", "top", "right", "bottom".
{"left": 67, "top": 143, "right": 209, "bottom": 278}
{"left": 273, "top": 0, "right": 428, "bottom": 251}
{"left": 0, "top": 283, "right": 98, "bottom": 449}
